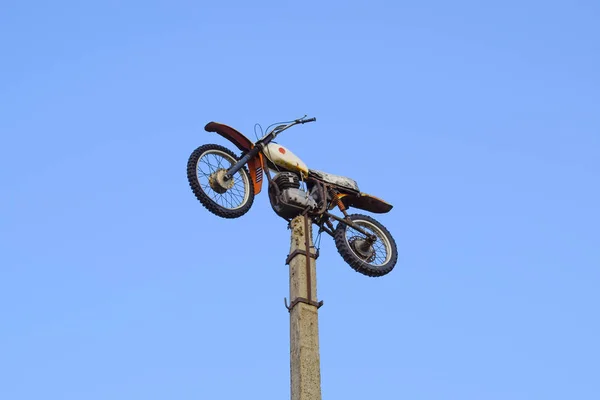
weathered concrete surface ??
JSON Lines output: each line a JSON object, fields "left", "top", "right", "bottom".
{"left": 289, "top": 215, "right": 322, "bottom": 400}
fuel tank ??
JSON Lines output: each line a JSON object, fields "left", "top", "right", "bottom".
{"left": 263, "top": 143, "right": 309, "bottom": 177}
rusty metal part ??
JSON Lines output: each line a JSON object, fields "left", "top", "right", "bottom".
{"left": 326, "top": 219, "right": 335, "bottom": 231}
{"left": 305, "top": 178, "right": 328, "bottom": 216}
{"left": 329, "top": 188, "right": 349, "bottom": 218}
{"left": 343, "top": 193, "right": 393, "bottom": 214}
{"left": 304, "top": 213, "right": 314, "bottom": 303}
{"left": 284, "top": 297, "right": 324, "bottom": 313}
{"left": 209, "top": 169, "right": 235, "bottom": 194}
{"left": 317, "top": 224, "right": 334, "bottom": 238}
{"left": 284, "top": 212, "right": 323, "bottom": 312}
{"left": 286, "top": 248, "right": 320, "bottom": 265}
{"left": 311, "top": 214, "right": 335, "bottom": 238}
{"left": 325, "top": 211, "right": 376, "bottom": 240}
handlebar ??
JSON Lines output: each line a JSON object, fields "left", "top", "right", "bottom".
{"left": 263, "top": 116, "right": 316, "bottom": 141}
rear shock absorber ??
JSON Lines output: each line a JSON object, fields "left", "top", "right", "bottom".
{"left": 329, "top": 188, "right": 349, "bottom": 218}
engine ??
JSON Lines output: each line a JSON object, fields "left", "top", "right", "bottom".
{"left": 268, "top": 172, "right": 318, "bottom": 219}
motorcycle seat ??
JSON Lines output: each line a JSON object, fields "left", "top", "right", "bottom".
{"left": 309, "top": 169, "right": 360, "bottom": 192}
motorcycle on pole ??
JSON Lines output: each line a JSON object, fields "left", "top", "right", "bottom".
{"left": 186, "top": 117, "right": 398, "bottom": 277}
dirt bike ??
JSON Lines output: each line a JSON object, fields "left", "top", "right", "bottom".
{"left": 186, "top": 116, "right": 398, "bottom": 277}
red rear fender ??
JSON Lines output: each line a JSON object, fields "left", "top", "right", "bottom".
{"left": 343, "top": 193, "right": 393, "bottom": 214}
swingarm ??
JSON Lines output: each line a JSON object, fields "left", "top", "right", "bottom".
{"left": 324, "top": 212, "right": 377, "bottom": 241}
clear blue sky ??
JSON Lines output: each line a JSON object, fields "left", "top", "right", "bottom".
{"left": 1, "top": 1, "right": 599, "bottom": 399}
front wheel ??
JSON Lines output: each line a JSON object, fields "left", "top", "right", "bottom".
{"left": 187, "top": 144, "right": 254, "bottom": 219}
{"left": 334, "top": 214, "right": 398, "bottom": 277}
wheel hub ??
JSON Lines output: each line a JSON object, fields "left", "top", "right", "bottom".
{"left": 350, "top": 237, "right": 376, "bottom": 262}
{"left": 209, "top": 169, "right": 235, "bottom": 194}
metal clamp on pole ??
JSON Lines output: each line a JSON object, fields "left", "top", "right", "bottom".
{"left": 285, "top": 248, "right": 320, "bottom": 265}
{"left": 284, "top": 297, "right": 324, "bottom": 313}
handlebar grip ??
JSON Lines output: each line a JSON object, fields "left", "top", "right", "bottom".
{"left": 301, "top": 117, "right": 316, "bottom": 124}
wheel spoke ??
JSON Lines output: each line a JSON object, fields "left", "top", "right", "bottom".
{"left": 200, "top": 157, "right": 216, "bottom": 174}
{"left": 226, "top": 192, "right": 238, "bottom": 207}
{"left": 224, "top": 194, "right": 234, "bottom": 208}
{"left": 230, "top": 187, "right": 245, "bottom": 197}
{"left": 197, "top": 164, "right": 210, "bottom": 177}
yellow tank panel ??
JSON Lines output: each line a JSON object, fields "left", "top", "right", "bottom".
{"left": 264, "top": 143, "right": 309, "bottom": 177}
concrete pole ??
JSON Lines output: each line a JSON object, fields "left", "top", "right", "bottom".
{"left": 288, "top": 215, "right": 322, "bottom": 400}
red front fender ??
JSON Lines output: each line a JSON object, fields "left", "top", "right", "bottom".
{"left": 204, "top": 122, "right": 254, "bottom": 152}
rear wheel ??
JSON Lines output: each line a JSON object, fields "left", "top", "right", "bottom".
{"left": 334, "top": 214, "right": 397, "bottom": 277}
{"left": 187, "top": 144, "right": 254, "bottom": 218}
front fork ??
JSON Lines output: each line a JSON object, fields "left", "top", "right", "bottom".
{"left": 223, "top": 145, "right": 262, "bottom": 180}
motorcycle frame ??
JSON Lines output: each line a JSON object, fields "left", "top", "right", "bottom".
{"left": 204, "top": 119, "right": 377, "bottom": 240}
